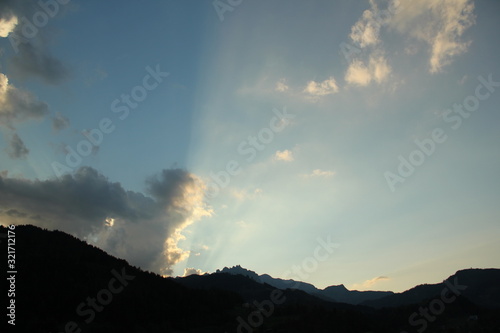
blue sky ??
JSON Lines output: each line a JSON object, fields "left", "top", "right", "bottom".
{"left": 0, "top": 0, "right": 499, "bottom": 292}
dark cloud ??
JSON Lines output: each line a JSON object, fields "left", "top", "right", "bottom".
{"left": 0, "top": 73, "right": 48, "bottom": 129}
{"left": 9, "top": 42, "right": 70, "bottom": 85}
{"left": 51, "top": 113, "right": 70, "bottom": 132}
{"left": 5, "top": 208, "right": 27, "bottom": 218}
{"left": 5, "top": 132, "right": 29, "bottom": 158}
{"left": 0, "top": 0, "right": 16, "bottom": 21}
{"left": 0, "top": 167, "right": 211, "bottom": 275}
{"left": 1, "top": 0, "right": 71, "bottom": 84}
{"left": 147, "top": 168, "right": 194, "bottom": 204}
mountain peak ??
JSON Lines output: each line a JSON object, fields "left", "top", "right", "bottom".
{"left": 324, "top": 284, "right": 348, "bottom": 292}
{"left": 215, "top": 265, "right": 261, "bottom": 282}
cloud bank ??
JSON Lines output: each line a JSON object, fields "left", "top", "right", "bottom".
{"left": 0, "top": 167, "right": 212, "bottom": 275}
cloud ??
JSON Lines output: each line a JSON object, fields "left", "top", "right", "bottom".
{"left": 458, "top": 75, "right": 467, "bottom": 85}
{"left": 236, "top": 220, "right": 248, "bottom": 228}
{"left": 0, "top": 13, "right": 17, "bottom": 37}
{"left": 275, "top": 78, "right": 289, "bottom": 92}
{"left": 274, "top": 149, "right": 294, "bottom": 162}
{"left": 231, "top": 188, "right": 262, "bottom": 201}
{"left": 302, "top": 169, "right": 335, "bottom": 178}
{"left": 0, "top": 73, "right": 48, "bottom": 129}
{"left": 0, "top": 0, "right": 71, "bottom": 84}
{"left": 350, "top": 0, "right": 385, "bottom": 48}
{"left": 183, "top": 267, "right": 205, "bottom": 276}
{"left": 303, "top": 77, "right": 339, "bottom": 97}
{"left": 0, "top": 167, "right": 212, "bottom": 276}
{"left": 51, "top": 113, "right": 70, "bottom": 132}
{"left": 0, "top": 72, "right": 48, "bottom": 159}
{"left": 345, "top": 55, "right": 391, "bottom": 86}
{"left": 9, "top": 42, "right": 70, "bottom": 84}
{"left": 5, "top": 133, "right": 29, "bottom": 159}
{"left": 4, "top": 208, "right": 27, "bottom": 218}
{"left": 345, "top": 0, "right": 474, "bottom": 81}
{"left": 371, "top": 56, "right": 391, "bottom": 83}
{"left": 352, "top": 276, "right": 390, "bottom": 290}
{"left": 388, "top": 0, "right": 475, "bottom": 73}
{"left": 345, "top": 60, "right": 371, "bottom": 86}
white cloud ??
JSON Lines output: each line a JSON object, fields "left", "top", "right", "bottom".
{"left": 303, "top": 77, "right": 339, "bottom": 96}
{"left": 274, "top": 149, "right": 294, "bottom": 162}
{"left": 371, "top": 56, "right": 391, "bottom": 83}
{"left": 345, "top": 60, "right": 372, "bottom": 86}
{"left": 388, "top": 0, "right": 475, "bottom": 73}
{"left": 345, "top": 0, "right": 475, "bottom": 84}
{"left": 350, "top": 0, "right": 384, "bottom": 48}
{"left": 0, "top": 15, "right": 17, "bottom": 37}
{"left": 183, "top": 267, "right": 205, "bottom": 276}
{"left": 345, "top": 56, "right": 391, "bottom": 86}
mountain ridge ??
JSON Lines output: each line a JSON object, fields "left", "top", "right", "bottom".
{"left": 3, "top": 224, "right": 500, "bottom": 332}
{"left": 212, "top": 264, "right": 394, "bottom": 305}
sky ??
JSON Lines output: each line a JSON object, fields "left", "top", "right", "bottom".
{"left": 0, "top": 0, "right": 499, "bottom": 293}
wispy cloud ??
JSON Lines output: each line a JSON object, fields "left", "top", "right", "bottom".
{"left": 51, "top": 113, "right": 70, "bottom": 132}
{"left": 302, "top": 169, "right": 335, "bottom": 178}
{"left": 0, "top": 0, "right": 72, "bottom": 84}
{"left": 9, "top": 43, "right": 70, "bottom": 84}
{"left": 344, "top": 0, "right": 475, "bottom": 87}
{"left": 5, "top": 133, "right": 29, "bottom": 159}
{"left": 0, "top": 73, "right": 48, "bottom": 129}
{"left": 389, "top": 0, "right": 475, "bottom": 73}
{"left": 231, "top": 188, "right": 263, "bottom": 201}
{"left": 352, "top": 276, "right": 390, "bottom": 290}
{"left": 275, "top": 78, "right": 289, "bottom": 92}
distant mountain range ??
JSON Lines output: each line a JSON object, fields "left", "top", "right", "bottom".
{"left": 3, "top": 224, "right": 500, "bottom": 333}
{"left": 207, "top": 265, "right": 394, "bottom": 305}
{"left": 196, "top": 264, "right": 500, "bottom": 310}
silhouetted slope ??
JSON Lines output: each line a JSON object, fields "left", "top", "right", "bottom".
{"left": 362, "top": 269, "right": 500, "bottom": 309}
{"left": 175, "top": 272, "right": 362, "bottom": 311}
{"left": 320, "top": 284, "right": 393, "bottom": 305}
{"left": 1, "top": 225, "right": 242, "bottom": 333}
{"left": 3, "top": 224, "right": 500, "bottom": 333}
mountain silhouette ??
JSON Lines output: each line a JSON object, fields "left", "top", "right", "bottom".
{"left": 362, "top": 268, "right": 500, "bottom": 309}
{"left": 2, "top": 224, "right": 500, "bottom": 333}
{"left": 210, "top": 265, "right": 393, "bottom": 305}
